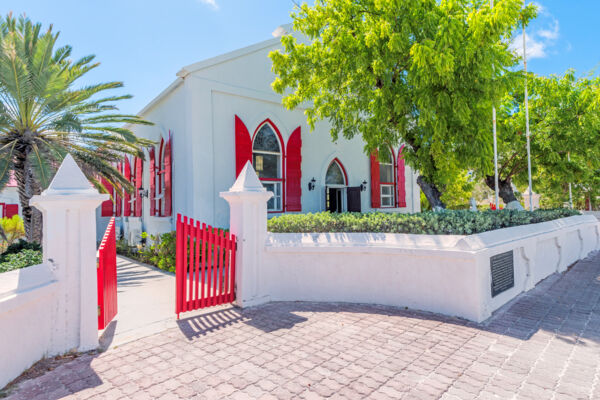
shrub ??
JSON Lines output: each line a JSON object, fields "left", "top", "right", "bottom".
{"left": 137, "top": 232, "right": 177, "bottom": 273}
{"left": 267, "top": 209, "right": 580, "bottom": 235}
{"left": 0, "top": 239, "right": 42, "bottom": 262}
{"left": 117, "top": 229, "right": 229, "bottom": 273}
{"left": 0, "top": 215, "right": 25, "bottom": 246}
{"left": 0, "top": 249, "right": 43, "bottom": 273}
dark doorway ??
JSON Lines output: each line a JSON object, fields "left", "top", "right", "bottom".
{"left": 327, "top": 188, "right": 343, "bottom": 213}
{"left": 347, "top": 187, "right": 361, "bottom": 212}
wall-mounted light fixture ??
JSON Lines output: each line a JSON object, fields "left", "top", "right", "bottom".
{"left": 138, "top": 188, "right": 149, "bottom": 198}
{"left": 360, "top": 181, "right": 368, "bottom": 192}
{"left": 308, "top": 178, "right": 316, "bottom": 191}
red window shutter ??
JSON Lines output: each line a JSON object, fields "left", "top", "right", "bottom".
{"left": 101, "top": 177, "right": 114, "bottom": 217}
{"left": 370, "top": 152, "right": 381, "bottom": 208}
{"left": 123, "top": 158, "right": 132, "bottom": 217}
{"left": 164, "top": 132, "right": 173, "bottom": 217}
{"left": 4, "top": 204, "right": 18, "bottom": 218}
{"left": 115, "top": 163, "right": 123, "bottom": 217}
{"left": 235, "top": 115, "right": 252, "bottom": 177}
{"left": 285, "top": 127, "right": 302, "bottom": 212}
{"left": 134, "top": 157, "right": 143, "bottom": 217}
{"left": 397, "top": 145, "right": 407, "bottom": 207}
{"left": 149, "top": 147, "right": 156, "bottom": 216}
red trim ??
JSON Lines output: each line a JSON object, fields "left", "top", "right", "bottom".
{"left": 3, "top": 204, "right": 18, "bottom": 218}
{"left": 134, "top": 157, "right": 143, "bottom": 217}
{"left": 251, "top": 119, "right": 286, "bottom": 213}
{"left": 149, "top": 147, "right": 156, "bottom": 216}
{"left": 330, "top": 157, "right": 348, "bottom": 186}
{"left": 123, "top": 158, "right": 132, "bottom": 217}
{"left": 235, "top": 115, "right": 252, "bottom": 177}
{"left": 158, "top": 137, "right": 165, "bottom": 215}
{"left": 397, "top": 145, "right": 407, "bottom": 207}
{"left": 100, "top": 177, "right": 114, "bottom": 217}
{"left": 163, "top": 132, "right": 173, "bottom": 217}
{"left": 286, "top": 126, "right": 302, "bottom": 212}
{"left": 370, "top": 152, "right": 381, "bottom": 208}
{"left": 115, "top": 163, "right": 123, "bottom": 217}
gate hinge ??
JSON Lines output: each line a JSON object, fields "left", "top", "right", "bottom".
{"left": 98, "top": 305, "right": 101, "bottom": 316}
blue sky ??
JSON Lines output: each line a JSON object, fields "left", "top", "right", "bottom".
{"left": 3, "top": 0, "right": 600, "bottom": 115}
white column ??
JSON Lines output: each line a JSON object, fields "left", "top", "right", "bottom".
{"left": 30, "top": 155, "right": 108, "bottom": 353}
{"left": 220, "top": 161, "right": 273, "bottom": 308}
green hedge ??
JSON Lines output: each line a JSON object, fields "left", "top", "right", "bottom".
{"left": 267, "top": 209, "right": 580, "bottom": 235}
{"left": 0, "top": 249, "right": 43, "bottom": 273}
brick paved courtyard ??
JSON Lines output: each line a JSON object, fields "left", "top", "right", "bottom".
{"left": 5, "top": 252, "right": 600, "bottom": 400}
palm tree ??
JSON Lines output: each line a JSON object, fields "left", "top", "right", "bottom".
{"left": 0, "top": 14, "right": 153, "bottom": 243}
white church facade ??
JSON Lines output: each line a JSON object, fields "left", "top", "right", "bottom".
{"left": 100, "top": 26, "right": 421, "bottom": 241}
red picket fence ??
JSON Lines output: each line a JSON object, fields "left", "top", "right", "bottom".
{"left": 97, "top": 217, "right": 118, "bottom": 330}
{"left": 176, "top": 214, "right": 236, "bottom": 319}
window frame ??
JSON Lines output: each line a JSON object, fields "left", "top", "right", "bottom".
{"left": 252, "top": 120, "right": 285, "bottom": 213}
{"left": 379, "top": 150, "right": 396, "bottom": 208}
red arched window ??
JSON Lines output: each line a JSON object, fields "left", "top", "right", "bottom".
{"left": 235, "top": 116, "right": 302, "bottom": 213}
{"left": 325, "top": 158, "right": 348, "bottom": 213}
{"left": 252, "top": 120, "right": 285, "bottom": 212}
{"left": 149, "top": 133, "right": 173, "bottom": 217}
{"left": 100, "top": 162, "right": 123, "bottom": 217}
{"left": 370, "top": 146, "right": 406, "bottom": 209}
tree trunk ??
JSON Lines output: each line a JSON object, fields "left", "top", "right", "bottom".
{"left": 484, "top": 175, "right": 518, "bottom": 204}
{"left": 14, "top": 151, "right": 43, "bottom": 243}
{"left": 417, "top": 175, "right": 446, "bottom": 210}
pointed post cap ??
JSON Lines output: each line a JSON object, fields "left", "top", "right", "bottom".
{"left": 41, "top": 154, "right": 99, "bottom": 196}
{"left": 220, "top": 161, "right": 273, "bottom": 205}
{"left": 228, "top": 161, "right": 266, "bottom": 193}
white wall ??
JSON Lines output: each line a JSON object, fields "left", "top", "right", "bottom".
{"left": 0, "top": 263, "right": 57, "bottom": 388}
{"left": 0, "top": 156, "right": 107, "bottom": 389}
{"left": 256, "top": 215, "right": 600, "bottom": 322}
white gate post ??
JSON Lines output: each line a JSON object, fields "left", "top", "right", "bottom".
{"left": 220, "top": 162, "right": 272, "bottom": 308}
{"left": 30, "top": 155, "right": 108, "bottom": 352}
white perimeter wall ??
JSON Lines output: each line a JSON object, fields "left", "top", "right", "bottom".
{"left": 0, "top": 263, "right": 58, "bottom": 388}
{"left": 259, "top": 215, "right": 600, "bottom": 322}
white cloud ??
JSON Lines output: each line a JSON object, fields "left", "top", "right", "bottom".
{"left": 509, "top": 17, "right": 560, "bottom": 60}
{"left": 538, "top": 20, "right": 559, "bottom": 40}
{"left": 510, "top": 32, "right": 547, "bottom": 59}
{"left": 198, "top": 0, "right": 218, "bottom": 9}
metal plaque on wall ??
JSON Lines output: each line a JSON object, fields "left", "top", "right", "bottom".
{"left": 490, "top": 250, "right": 514, "bottom": 297}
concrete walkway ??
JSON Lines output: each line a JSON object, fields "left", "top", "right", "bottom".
{"left": 100, "top": 256, "right": 229, "bottom": 349}
{"left": 6, "top": 251, "right": 600, "bottom": 399}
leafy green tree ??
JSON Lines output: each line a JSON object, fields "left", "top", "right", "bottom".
{"left": 0, "top": 14, "right": 152, "bottom": 242}
{"left": 271, "top": 0, "right": 532, "bottom": 209}
{"left": 487, "top": 70, "right": 600, "bottom": 209}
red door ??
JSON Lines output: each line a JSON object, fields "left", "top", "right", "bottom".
{"left": 97, "top": 217, "right": 118, "bottom": 330}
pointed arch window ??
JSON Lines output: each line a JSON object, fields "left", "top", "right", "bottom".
{"left": 379, "top": 151, "right": 396, "bottom": 207}
{"left": 326, "top": 160, "right": 347, "bottom": 186}
{"left": 253, "top": 123, "right": 284, "bottom": 212}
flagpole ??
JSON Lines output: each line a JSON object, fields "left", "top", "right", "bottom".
{"left": 491, "top": 0, "right": 499, "bottom": 210}
{"left": 523, "top": 21, "right": 533, "bottom": 211}
{"left": 568, "top": 152, "right": 573, "bottom": 209}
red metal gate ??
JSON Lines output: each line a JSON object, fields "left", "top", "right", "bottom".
{"left": 97, "top": 217, "right": 118, "bottom": 330}
{"left": 176, "top": 214, "right": 236, "bottom": 319}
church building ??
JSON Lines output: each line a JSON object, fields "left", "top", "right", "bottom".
{"left": 99, "top": 25, "right": 421, "bottom": 242}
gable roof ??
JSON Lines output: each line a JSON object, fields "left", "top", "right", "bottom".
{"left": 135, "top": 24, "right": 292, "bottom": 118}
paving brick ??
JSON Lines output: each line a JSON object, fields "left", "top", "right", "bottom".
{"left": 6, "top": 252, "right": 600, "bottom": 399}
